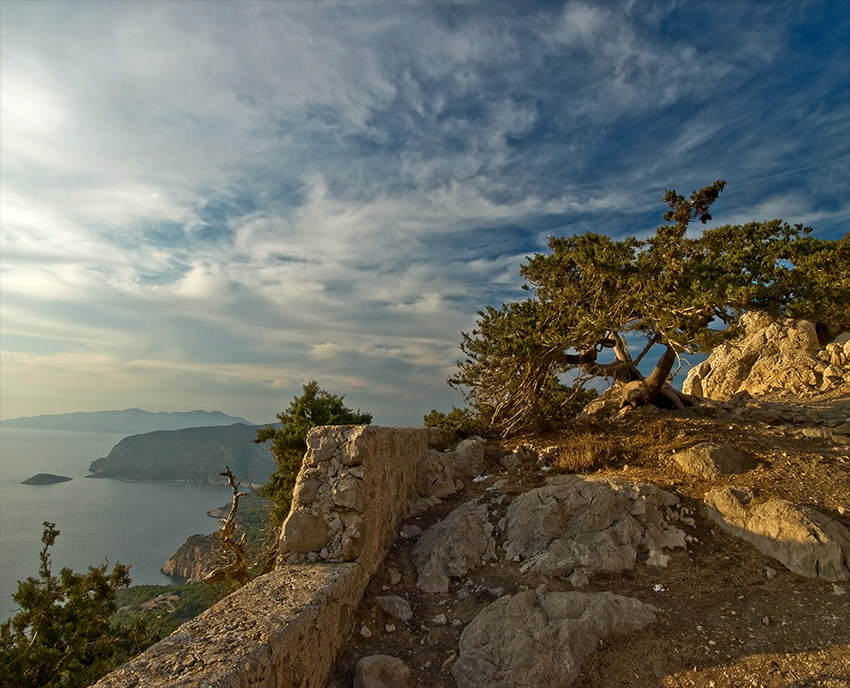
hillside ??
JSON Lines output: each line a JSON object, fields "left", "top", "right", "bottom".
{"left": 88, "top": 423, "right": 275, "bottom": 485}
{"left": 328, "top": 396, "right": 850, "bottom": 687}
{"left": 327, "top": 317, "right": 849, "bottom": 686}
{"left": 0, "top": 408, "right": 253, "bottom": 434}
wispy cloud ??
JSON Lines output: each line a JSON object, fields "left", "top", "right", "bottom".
{"left": 1, "top": 0, "right": 847, "bottom": 424}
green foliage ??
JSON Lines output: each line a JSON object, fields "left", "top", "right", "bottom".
{"left": 451, "top": 182, "right": 849, "bottom": 435}
{"left": 423, "top": 406, "right": 483, "bottom": 436}
{"left": 0, "top": 523, "right": 154, "bottom": 688}
{"left": 255, "top": 381, "right": 372, "bottom": 527}
{"left": 114, "top": 581, "right": 232, "bottom": 639}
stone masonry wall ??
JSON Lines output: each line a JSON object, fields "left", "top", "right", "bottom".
{"left": 279, "top": 425, "right": 448, "bottom": 576}
{"left": 94, "top": 426, "right": 449, "bottom": 688}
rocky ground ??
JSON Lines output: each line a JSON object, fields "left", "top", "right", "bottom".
{"left": 328, "top": 395, "right": 850, "bottom": 688}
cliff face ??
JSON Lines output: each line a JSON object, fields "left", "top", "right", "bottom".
{"left": 683, "top": 312, "right": 850, "bottom": 400}
{"left": 161, "top": 533, "right": 221, "bottom": 582}
{"left": 87, "top": 423, "right": 276, "bottom": 484}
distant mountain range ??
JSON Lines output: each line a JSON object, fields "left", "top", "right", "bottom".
{"left": 88, "top": 423, "right": 276, "bottom": 485}
{"left": 0, "top": 409, "right": 255, "bottom": 434}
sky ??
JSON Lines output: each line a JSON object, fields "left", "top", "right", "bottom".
{"left": 1, "top": 0, "right": 848, "bottom": 427}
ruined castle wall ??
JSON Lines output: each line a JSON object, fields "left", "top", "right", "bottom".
{"left": 94, "top": 426, "right": 449, "bottom": 688}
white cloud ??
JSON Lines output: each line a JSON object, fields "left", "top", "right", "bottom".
{"left": 0, "top": 0, "right": 847, "bottom": 423}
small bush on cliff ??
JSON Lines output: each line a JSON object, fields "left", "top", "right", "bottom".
{"left": 423, "top": 407, "right": 483, "bottom": 437}
{"left": 0, "top": 523, "right": 154, "bottom": 688}
{"left": 425, "top": 382, "right": 596, "bottom": 437}
{"left": 451, "top": 181, "right": 849, "bottom": 435}
{"left": 255, "top": 381, "right": 372, "bottom": 528}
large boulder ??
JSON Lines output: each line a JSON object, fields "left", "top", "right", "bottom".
{"left": 411, "top": 501, "right": 497, "bottom": 593}
{"left": 704, "top": 486, "right": 850, "bottom": 581}
{"left": 451, "top": 587, "right": 658, "bottom": 688}
{"left": 501, "top": 475, "right": 687, "bottom": 581}
{"left": 673, "top": 442, "right": 745, "bottom": 479}
{"left": 683, "top": 312, "right": 850, "bottom": 400}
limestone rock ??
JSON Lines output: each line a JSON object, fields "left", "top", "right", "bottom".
{"left": 354, "top": 655, "right": 411, "bottom": 688}
{"left": 411, "top": 501, "right": 497, "bottom": 593}
{"left": 451, "top": 587, "right": 657, "bottom": 688}
{"left": 280, "top": 511, "right": 330, "bottom": 554}
{"left": 413, "top": 438, "right": 486, "bottom": 505}
{"left": 375, "top": 595, "right": 413, "bottom": 623}
{"left": 161, "top": 533, "right": 220, "bottom": 582}
{"left": 683, "top": 312, "right": 850, "bottom": 400}
{"left": 674, "top": 442, "right": 745, "bottom": 479}
{"left": 332, "top": 477, "right": 364, "bottom": 512}
{"left": 453, "top": 437, "right": 487, "bottom": 478}
{"left": 417, "top": 448, "right": 460, "bottom": 500}
{"left": 502, "top": 475, "right": 686, "bottom": 581}
{"left": 705, "top": 486, "right": 850, "bottom": 581}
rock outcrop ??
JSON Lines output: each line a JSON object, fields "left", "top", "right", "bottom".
{"left": 161, "top": 533, "right": 221, "bottom": 582}
{"left": 411, "top": 500, "right": 497, "bottom": 593}
{"left": 673, "top": 442, "right": 745, "bottom": 479}
{"left": 501, "top": 475, "right": 688, "bottom": 581}
{"left": 683, "top": 312, "right": 850, "bottom": 399}
{"left": 705, "top": 486, "right": 850, "bottom": 581}
{"left": 451, "top": 587, "right": 658, "bottom": 688}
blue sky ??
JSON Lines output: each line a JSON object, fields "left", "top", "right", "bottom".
{"left": 1, "top": 0, "right": 848, "bottom": 426}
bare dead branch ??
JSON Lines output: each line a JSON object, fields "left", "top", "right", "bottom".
{"left": 204, "top": 466, "right": 250, "bottom": 587}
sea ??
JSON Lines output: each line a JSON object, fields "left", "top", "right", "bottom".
{"left": 0, "top": 427, "right": 233, "bottom": 623}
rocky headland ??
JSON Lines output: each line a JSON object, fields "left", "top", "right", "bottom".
{"left": 87, "top": 423, "right": 275, "bottom": 485}
{"left": 161, "top": 534, "right": 222, "bottom": 582}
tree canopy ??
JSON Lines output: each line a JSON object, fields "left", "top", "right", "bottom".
{"left": 255, "top": 381, "right": 372, "bottom": 527}
{"left": 0, "top": 523, "right": 153, "bottom": 688}
{"left": 451, "top": 181, "right": 849, "bottom": 435}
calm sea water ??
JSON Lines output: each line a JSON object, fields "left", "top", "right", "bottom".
{"left": 0, "top": 428, "right": 232, "bottom": 623}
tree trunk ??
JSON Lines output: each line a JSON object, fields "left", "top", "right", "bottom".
{"left": 610, "top": 333, "right": 643, "bottom": 384}
{"left": 617, "top": 345, "right": 695, "bottom": 409}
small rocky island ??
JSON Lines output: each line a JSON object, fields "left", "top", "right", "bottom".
{"left": 22, "top": 473, "right": 72, "bottom": 485}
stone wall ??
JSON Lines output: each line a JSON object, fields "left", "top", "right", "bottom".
{"left": 279, "top": 425, "right": 448, "bottom": 578}
{"left": 94, "top": 426, "right": 450, "bottom": 688}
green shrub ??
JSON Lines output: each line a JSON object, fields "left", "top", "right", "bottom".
{"left": 0, "top": 523, "right": 154, "bottom": 688}
{"left": 255, "top": 381, "right": 372, "bottom": 528}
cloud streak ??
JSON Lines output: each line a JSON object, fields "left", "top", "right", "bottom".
{"left": 1, "top": 0, "right": 848, "bottom": 424}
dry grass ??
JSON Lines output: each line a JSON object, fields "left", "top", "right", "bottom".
{"left": 549, "top": 430, "right": 623, "bottom": 472}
